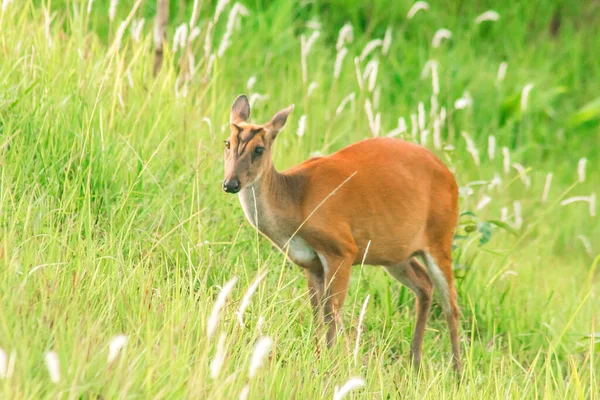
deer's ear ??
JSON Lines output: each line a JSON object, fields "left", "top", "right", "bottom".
{"left": 231, "top": 95, "right": 250, "bottom": 124}
{"left": 266, "top": 104, "right": 294, "bottom": 137}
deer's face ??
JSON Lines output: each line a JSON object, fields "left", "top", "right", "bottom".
{"left": 222, "top": 95, "right": 294, "bottom": 193}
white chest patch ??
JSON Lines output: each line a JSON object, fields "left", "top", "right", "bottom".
{"left": 286, "top": 236, "right": 317, "bottom": 265}
{"left": 237, "top": 188, "right": 317, "bottom": 265}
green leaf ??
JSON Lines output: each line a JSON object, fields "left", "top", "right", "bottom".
{"left": 568, "top": 97, "right": 600, "bottom": 128}
{"left": 487, "top": 220, "right": 519, "bottom": 236}
{"left": 478, "top": 222, "right": 492, "bottom": 245}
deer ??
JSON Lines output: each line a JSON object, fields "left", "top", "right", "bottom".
{"left": 222, "top": 95, "right": 461, "bottom": 373}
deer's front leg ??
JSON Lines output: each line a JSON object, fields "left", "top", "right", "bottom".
{"left": 306, "top": 268, "right": 325, "bottom": 330}
{"left": 319, "top": 253, "right": 355, "bottom": 348}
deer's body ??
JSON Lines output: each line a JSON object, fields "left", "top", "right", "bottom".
{"left": 223, "top": 96, "right": 462, "bottom": 372}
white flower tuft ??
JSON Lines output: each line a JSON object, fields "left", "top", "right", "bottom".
{"left": 210, "top": 333, "right": 227, "bottom": 379}
{"left": 387, "top": 117, "right": 407, "bottom": 138}
{"left": 0, "top": 348, "right": 7, "bottom": 378}
{"left": 432, "top": 28, "right": 451, "bottom": 48}
{"left": 454, "top": 92, "right": 472, "bottom": 109}
{"left": 86, "top": 0, "right": 93, "bottom": 14}
{"left": 336, "top": 93, "right": 356, "bottom": 116}
{"left": 336, "top": 23, "right": 354, "bottom": 51}
{"left": 239, "top": 384, "right": 250, "bottom": 400}
{"left": 502, "top": 147, "right": 510, "bottom": 174}
{"left": 214, "top": 0, "right": 230, "bottom": 23}
{"left": 561, "top": 194, "right": 597, "bottom": 217}
{"left": 130, "top": 18, "right": 145, "bottom": 42}
{"left": 362, "top": 60, "right": 379, "bottom": 92}
{"left": 461, "top": 131, "right": 480, "bottom": 166}
{"left": 301, "top": 31, "right": 321, "bottom": 82}
{"left": 497, "top": 61, "right": 508, "bottom": 82}
{"left": 306, "top": 19, "right": 321, "bottom": 31}
{"left": 513, "top": 201, "right": 523, "bottom": 228}
{"left": 364, "top": 99, "right": 380, "bottom": 137}
{"left": 407, "top": 1, "right": 429, "bottom": 19}
{"left": 45, "top": 351, "right": 60, "bottom": 383}
{"left": 488, "top": 135, "right": 496, "bottom": 160}
{"left": 296, "top": 115, "right": 307, "bottom": 138}
{"left": 249, "top": 337, "right": 273, "bottom": 378}
{"left": 431, "top": 62, "right": 440, "bottom": 95}
{"left": 354, "top": 57, "right": 363, "bottom": 91}
{"left": 475, "top": 10, "right": 500, "bottom": 24}
{"left": 577, "top": 158, "right": 587, "bottom": 183}
{"left": 207, "top": 277, "right": 238, "bottom": 339}
{"left": 107, "top": 334, "right": 128, "bottom": 363}
{"left": 173, "top": 24, "right": 188, "bottom": 53}
{"left": 488, "top": 173, "right": 502, "bottom": 190}
{"left": 246, "top": 76, "right": 257, "bottom": 90}
{"left": 382, "top": 26, "right": 393, "bottom": 55}
{"left": 334, "top": 47, "right": 348, "bottom": 80}
{"left": 333, "top": 377, "right": 366, "bottom": 400}
{"left": 307, "top": 82, "right": 318, "bottom": 97}
{"left": 520, "top": 83, "right": 534, "bottom": 111}
{"left": 218, "top": 3, "right": 249, "bottom": 58}
{"left": 418, "top": 101, "right": 426, "bottom": 131}
{"left": 512, "top": 163, "right": 531, "bottom": 189}
{"left": 541, "top": 172, "right": 553, "bottom": 203}
{"left": 476, "top": 195, "right": 492, "bottom": 210}
{"left": 501, "top": 207, "right": 509, "bottom": 222}
{"left": 353, "top": 295, "right": 370, "bottom": 365}
{"left": 359, "top": 39, "right": 382, "bottom": 62}
{"left": 433, "top": 117, "right": 441, "bottom": 149}
{"left": 109, "top": 0, "right": 118, "bottom": 22}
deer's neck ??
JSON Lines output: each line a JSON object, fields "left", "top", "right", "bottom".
{"left": 237, "top": 164, "right": 303, "bottom": 239}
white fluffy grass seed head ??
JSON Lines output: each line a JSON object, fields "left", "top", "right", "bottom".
{"left": 210, "top": 333, "right": 227, "bottom": 379}
{"left": 207, "top": 277, "right": 238, "bottom": 339}
{"left": 432, "top": 28, "right": 452, "bottom": 48}
{"left": 249, "top": 336, "right": 273, "bottom": 378}
{"left": 461, "top": 131, "right": 480, "bottom": 166}
{"left": 359, "top": 39, "right": 382, "bottom": 62}
{"left": 476, "top": 195, "right": 492, "bottom": 210}
{"left": 577, "top": 158, "right": 587, "bottom": 183}
{"left": 334, "top": 47, "right": 348, "bottom": 80}
{"left": 475, "top": 10, "right": 500, "bottom": 24}
{"left": 109, "top": 0, "right": 118, "bottom": 22}
{"left": 497, "top": 61, "right": 508, "bottom": 82}
{"left": 296, "top": 115, "right": 307, "bottom": 138}
{"left": 45, "top": 351, "right": 60, "bottom": 383}
{"left": 213, "top": 0, "right": 230, "bottom": 23}
{"left": 246, "top": 76, "right": 256, "bottom": 90}
{"left": 107, "top": 334, "right": 128, "bottom": 364}
{"left": 454, "top": 92, "right": 472, "bottom": 110}
{"left": 336, "top": 92, "right": 355, "bottom": 116}
{"left": 382, "top": 26, "right": 393, "bottom": 55}
{"left": 333, "top": 377, "right": 366, "bottom": 400}
{"left": 0, "top": 348, "right": 7, "bottom": 378}
{"left": 387, "top": 117, "right": 407, "bottom": 138}
{"left": 407, "top": 1, "right": 429, "bottom": 19}
{"left": 173, "top": 24, "right": 188, "bottom": 53}
{"left": 520, "top": 83, "right": 534, "bottom": 111}
{"left": 336, "top": 23, "right": 353, "bottom": 51}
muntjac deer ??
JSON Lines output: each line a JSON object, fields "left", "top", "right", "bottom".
{"left": 222, "top": 95, "right": 461, "bottom": 372}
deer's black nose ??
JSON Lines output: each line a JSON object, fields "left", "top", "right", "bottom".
{"left": 222, "top": 178, "right": 241, "bottom": 193}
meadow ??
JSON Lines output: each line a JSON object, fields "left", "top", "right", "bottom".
{"left": 1, "top": 0, "right": 599, "bottom": 398}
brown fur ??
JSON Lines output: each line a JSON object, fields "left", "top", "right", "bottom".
{"left": 223, "top": 95, "right": 461, "bottom": 372}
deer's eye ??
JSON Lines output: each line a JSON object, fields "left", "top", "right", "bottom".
{"left": 255, "top": 146, "right": 264, "bottom": 155}
{"left": 224, "top": 141, "right": 231, "bottom": 150}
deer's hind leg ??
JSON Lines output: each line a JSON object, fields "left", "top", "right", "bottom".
{"left": 383, "top": 258, "right": 433, "bottom": 368}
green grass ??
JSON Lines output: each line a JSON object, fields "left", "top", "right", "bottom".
{"left": 1, "top": 0, "right": 599, "bottom": 398}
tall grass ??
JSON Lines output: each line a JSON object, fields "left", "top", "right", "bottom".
{"left": 1, "top": 0, "right": 599, "bottom": 398}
